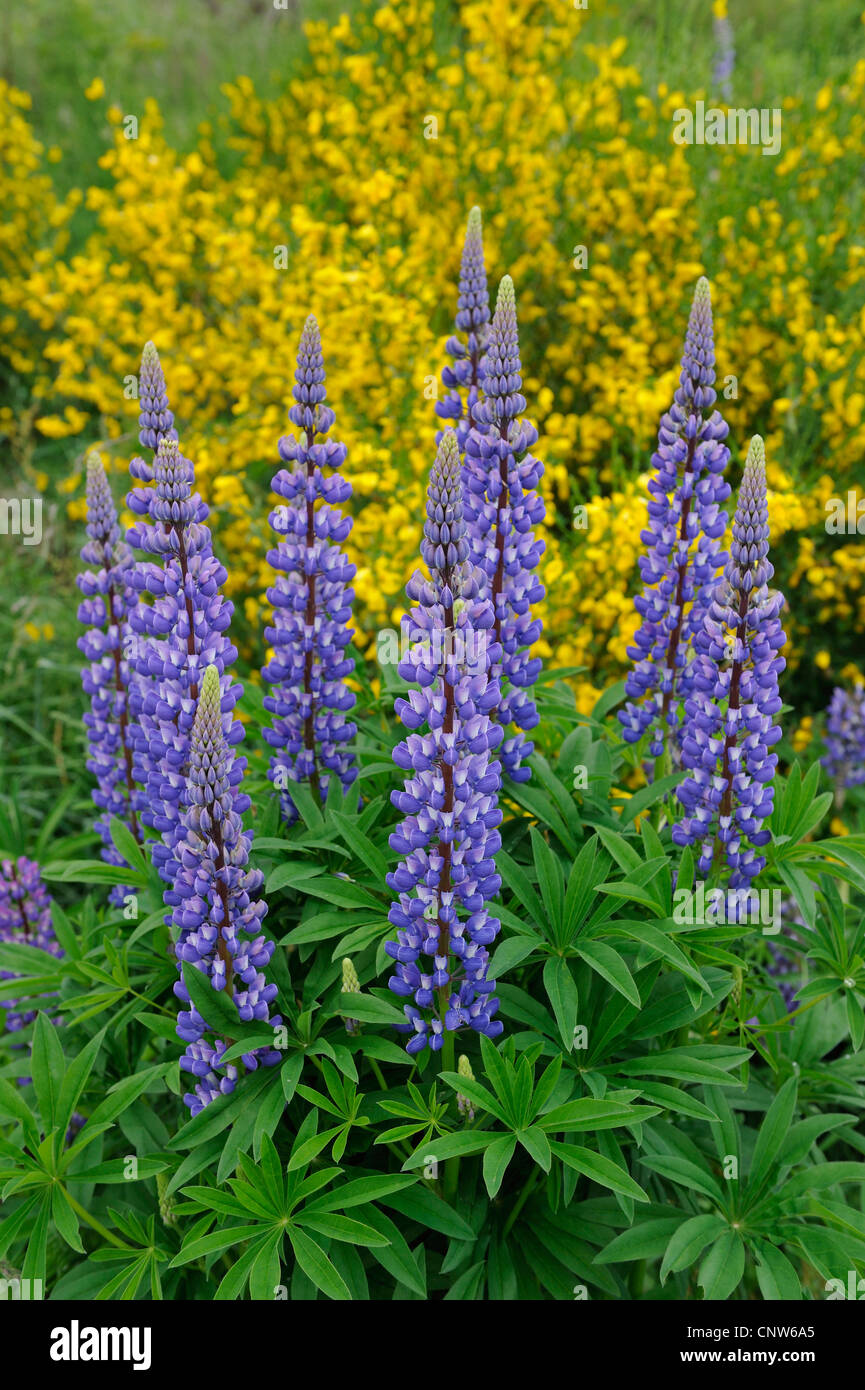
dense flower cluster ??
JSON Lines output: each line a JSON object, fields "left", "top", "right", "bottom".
{"left": 76, "top": 454, "right": 140, "bottom": 901}
{"left": 673, "top": 437, "right": 786, "bottom": 886}
{"left": 386, "top": 429, "right": 504, "bottom": 1053}
{"left": 464, "top": 276, "right": 545, "bottom": 782}
{"left": 0, "top": 857, "right": 61, "bottom": 1033}
{"left": 619, "top": 278, "right": 731, "bottom": 758}
{"left": 262, "top": 316, "right": 357, "bottom": 822}
{"left": 125, "top": 434, "right": 242, "bottom": 889}
{"left": 173, "top": 665, "right": 282, "bottom": 1116}
{"left": 138, "top": 340, "right": 178, "bottom": 452}
{"left": 436, "top": 206, "right": 490, "bottom": 458}
{"left": 821, "top": 684, "right": 865, "bottom": 790}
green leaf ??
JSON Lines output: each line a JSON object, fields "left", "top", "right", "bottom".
{"left": 330, "top": 810, "right": 389, "bottom": 882}
{"left": 402, "top": 1130, "right": 494, "bottom": 1168}
{"left": 596, "top": 1217, "right": 684, "bottom": 1263}
{"left": 380, "top": 1185, "right": 475, "bottom": 1241}
{"left": 108, "top": 815, "right": 148, "bottom": 876}
{"left": 577, "top": 940, "right": 640, "bottom": 1007}
{"left": 68, "top": 1157, "right": 168, "bottom": 1184}
{"left": 660, "top": 1215, "right": 727, "bottom": 1283}
{"left": 639, "top": 1154, "right": 724, "bottom": 1204}
{"left": 698, "top": 1230, "right": 745, "bottom": 1300}
{"left": 288, "top": 1227, "right": 351, "bottom": 1300}
{"left": 438, "top": 1071, "right": 509, "bottom": 1125}
{"left": 753, "top": 1241, "right": 802, "bottom": 1300}
{"left": 748, "top": 1075, "right": 798, "bottom": 1192}
{"left": 543, "top": 956, "right": 578, "bottom": 1051}
{"left": 549, "top": 1141, "right": 649, "bottom": 1201}
{"left": 518, "top": 1126, "right": 552, "bottom": 1172}
{"left": 538, "top": 1098, "right": 655, "bottom": 1133}
{"left": 354, "top": 1204, "right": 426, "bottom": 1297}
{"left": 171, "top": 1224, "right": 265, "bottom": 1267}
{"left": 30, "top": 1011, "right": 65, "bottom": 1134}
{"left": 294, "top": 1212, "right": 390, "bottom": 1248}
{"left": 483, "top": 1134, "right": 517, "bottom": 1198}
{"left": 618, "top": 772, "right": 682, "bottom": 829}
{"left": 337, "top": 992, "right": 405, "bottom": 1026}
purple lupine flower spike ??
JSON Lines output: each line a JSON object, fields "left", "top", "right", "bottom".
{"left": 712, "top": 13, "right": 736, "bottom": 102}
{"left": 77, "top": 454, "right": 141, "bottom": 903}
{"left": 125, "top": 436, "right": 241, "bottom": 889}
{"left": 385, "top": 429, "right": 504, "bottom": 1054}
{"left": 463, "top": 275, "right": 545, "bottom": 783}
{"left": 821, "top": 685, "right": 865, "bottom": 792}
{"left": 262, "top": 315, "right": 357, "bottom": 823}
{"left": 673, "top": 436, "right": 787, "bottom": 886}
{"left": 0, "top": 857, "right": 62, "bottom": 1035}
{"left": 619, "top": 277, "right": 731, "bottom": 759}
{"left": 173, "top": 665, "right": 282, "bottom": 1116}
{"left": 138, "top": 341, "right": 178, "bottom": 452}
{"left": 436, "top": 206, "right": 490, "bottom": 455}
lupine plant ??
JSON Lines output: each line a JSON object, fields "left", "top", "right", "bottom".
{"left": 0, "top": 857, "right": 60, "bottom": 1035}
{"left": 2, "top": 267, "right": 864, "bottom": 1308}
{"left": 262, "top": 315, "right": 357, "bottom": 822}
{"left": 436, "top": 205, "right": 490, "bottom": 456}
{"left": 674, "top": 436, "right": 786, "bottom": 886}
{"left": 386, "top": 429, "right": 503, "bottom": 1058}
{"left": 125, "top": 435, "right": 242, "bottom": 887}
{"left": 463, "top": 276, "right": 545, "bottom": 782}
{"left": 173, "top": 666, "right": 282, "bottom": 1116}
{"left": 619, "top": 277, "right": 731, "bottom": 762}
{"left": 821, "top": 684, "right": 865, "bottom": 796}
{"left": 77, "top": 454, "right": 140, "bottom": 900}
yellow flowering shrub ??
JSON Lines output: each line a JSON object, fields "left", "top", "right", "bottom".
{"left": 1, "top": 0, "right": 864, "bottom": 710}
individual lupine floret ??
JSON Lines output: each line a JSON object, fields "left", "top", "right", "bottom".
{"left": 172, "top": 666, "right": 282, "bottom": 1116}
{"left": 385, "top": 429, "right": 504, "bottom": 1054}
{"left": 0, "top": 857, "right": 62, "bottom": 1034}
{"left": 821, "top": 685, "right": 865, "bottom": 790}
{"left": 125, "top": 436, "right": 242, "bottom": 889}
{"left": 673, "top": 437, "right": 786, "bottom": 886}
{"left": 77, "top": 454, "right": 141, "bottom": 901}
{"left": 619, "top": 277, "right": 731, "bottom": 759}
{"left": 435, "top": 207, "right": 491, "bottom": 456}
{"left": 138, "top": 341, "right": 178, "bottom": 452}
{"left": 262, "top": 315, "right": 357, "bottom": 823}
{"left": 463, "top": 275, "right": 545, "bottom": 783}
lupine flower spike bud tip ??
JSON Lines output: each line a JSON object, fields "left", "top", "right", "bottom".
{"left": 437, "top": 206, "right": 490, "bottom": 456}
{"left": 138, "top": 341, "right": 178, "bottom": 452}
